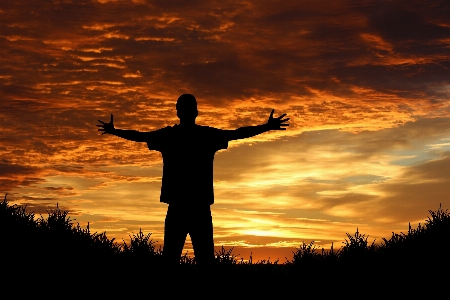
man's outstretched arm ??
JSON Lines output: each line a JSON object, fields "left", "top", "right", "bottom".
{"left": 97, "top": 114, "right": 152, "bottom": 142}
{"left": 225, "top": 109, "right": 289, "bottom": 141}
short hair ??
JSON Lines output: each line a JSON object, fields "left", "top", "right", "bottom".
{"left": 176, "top": 94, "right": 197, "bottom": 111}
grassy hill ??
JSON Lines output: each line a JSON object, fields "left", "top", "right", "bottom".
{"left": 1, "top": 193, "right": 449, "bottom": 292}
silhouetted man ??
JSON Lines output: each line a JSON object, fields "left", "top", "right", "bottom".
{"left": 97, "top": 94, "right": 289, "bottom": 271}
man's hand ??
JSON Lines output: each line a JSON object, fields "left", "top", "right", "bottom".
{"left": 266, "top": 109, "right": 289, "bottom": 130}
{"left": 97, "top": 114, "right": 115, "bottom": 135}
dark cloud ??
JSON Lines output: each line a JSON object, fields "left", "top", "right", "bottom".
{"left": 331, "top": 62, "right": 450, "bottom": 99}
{"left": 373, "top": 154, "right": 450, "bottom": 223}
{"left": 0, "top": 160, "right": 46, "bottom": 190}
{"left": 0, "top": 160, "right": 39, "bottom": 176}
{"left": 364, "top": 1, "right": 450, "bottom": 43}
{"left": 18, "top": 201, "right": 75, "bottom": 215}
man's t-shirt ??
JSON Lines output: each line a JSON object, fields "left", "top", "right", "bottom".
{"left": 146, "top": 124, "right": 229, "bottom": 206}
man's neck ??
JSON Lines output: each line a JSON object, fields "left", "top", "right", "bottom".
{"left": 179, "top": 119, "right": 196, "bottom": 127}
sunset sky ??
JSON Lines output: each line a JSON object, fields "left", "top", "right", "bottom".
{"left": 1, "top": 0, "right": 450, "bottom": 262}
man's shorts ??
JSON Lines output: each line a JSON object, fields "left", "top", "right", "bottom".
{"left": 163, "top": 204, "right": 214, "bottom": 267}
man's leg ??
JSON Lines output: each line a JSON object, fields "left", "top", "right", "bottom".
{"left": 163, "top": 205, "right": 188, "bottom": 270}
{"left": 189, "top": 206, "right": 215, "bottom": 271}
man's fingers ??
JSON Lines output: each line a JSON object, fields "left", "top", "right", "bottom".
{"left": 277, "top": 113, "right": 287, "bottom": 119}
{"left": 281, "top": 117, "right": 290, "bottom": 123}
{"left": 98, "top": 128, "right": 104, "bottom": 131}
{"left": 111, "top": 114, "right": 114, "bottom": 123}
{"left": 280, "top": 123, "right": 289, "bottom": 126}
{"left": 98, "top": 120, "right": 106, "bottom": 124}
{"left": 269, "top": 109, "right": 274, "bottom": 119}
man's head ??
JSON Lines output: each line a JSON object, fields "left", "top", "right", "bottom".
{"left": 176, "top": 94, "right": 198, "bottom": 123}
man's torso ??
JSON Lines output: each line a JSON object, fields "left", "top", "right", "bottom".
{"left": 147, "top": 124, "right": 229, "bottom": 205}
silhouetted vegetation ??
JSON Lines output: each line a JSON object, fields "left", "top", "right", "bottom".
{"left": 1, "top": 193, "right": 449, "bottom": 286}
